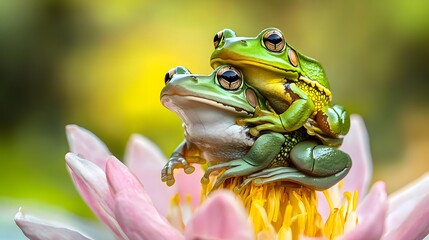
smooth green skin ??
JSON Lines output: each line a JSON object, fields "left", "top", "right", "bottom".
{"left": 161, "top": 66, "right": 351, "bottom": 190}
{"left": 210, "top": 28, "right": 350, "bottom": 144}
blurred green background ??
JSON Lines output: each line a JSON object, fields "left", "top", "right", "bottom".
{"left": 1, "top": 0, "right": 428, "bottom": 229}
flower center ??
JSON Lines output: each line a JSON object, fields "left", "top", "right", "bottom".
{"left": 202, "top": 176, "right": 359, "bottom": 239}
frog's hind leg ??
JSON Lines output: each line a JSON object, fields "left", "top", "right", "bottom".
{"left": 201, "top": 132, "right": 286, "bottom": 189}
{"left": 238, "top": 140, "right": 352, "bottom": 191}
{"left": 290, "top": 140, "right": 352, "bottom": 178}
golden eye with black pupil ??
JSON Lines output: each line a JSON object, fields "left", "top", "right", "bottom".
{"left": 213, "top": 30, "right": 224, "bottom": 48}
{"left": 217, "top": 66, "right": 242, "bottom": 90}
{"left": 164, "top": 68, "right": 176, "bottom": 84}
{"left": 262, "top": 30, "right": 285, "bottom": 53}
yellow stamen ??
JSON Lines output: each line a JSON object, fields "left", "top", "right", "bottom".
{"left": 201, "top": 176, "right": 359, "bottom": 239}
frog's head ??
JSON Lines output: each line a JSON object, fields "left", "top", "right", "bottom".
{"left": 210, "top": 28, "right": 330, "bottom": 89}
{"left": 161, "top": 65, "right": 266, "bottom": 126}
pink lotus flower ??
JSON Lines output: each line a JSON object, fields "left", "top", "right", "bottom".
{"left": 15, "top": 115, "right": 429, "bottom": 239}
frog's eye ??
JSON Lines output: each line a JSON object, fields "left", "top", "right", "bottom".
{"left": 213, "top": 30, "right": 224, "bottom": 49}
{"left": 262, "top": 30, "right": 285, "bottom": 53}
{"left": 216, "top": 66, "right": 242, "bottom": 91}
{"left": 164, "top": 68, "right": 176, "bottom": 84}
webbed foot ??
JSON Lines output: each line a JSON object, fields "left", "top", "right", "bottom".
{"left": 236, "top": 140, "right": 352, "bottom": 191}
{"left": 201, "top": 132, "right": 286, "bottom": 189}
{"left": 237, "top": 113, "right": 285, "bottom": 137}
{"left": 201, "top": 159, "right": 265, "bottom": 190}
{"left": 304, "top": 121, "right": 344, "bottom": 147}
{"left": 239, "top": 166, "right": 350, "bottom": 191}
{"left": 305, "top": 105, "right": 350, "bottom": 141}
{"left": 161, "top": 153, "right": 195, "bottom": 186}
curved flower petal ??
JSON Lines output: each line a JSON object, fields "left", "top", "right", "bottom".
{"left": 340, "top": 115, "right": 373, "bottom": 201}
{"left": 66, "top": 125, "right": 111, "bottom": 170}
{"left": 65, "top": 153, "right": 127, "bottom": 239}
{"left": 15, "top": 209, "right": 92, "bottom": 240}
{"left": 184, "top": 190, "right": 254, "bottom": 240}
{"left": 382, "top": 173, "right": 429, "bottom": 239}
{"left": 106, "top": 157, "right": 184, "bottom": 240}
{"left": 341, "top": 181, "right": 387, "bottom": 239}
{"left": 124, "top": 134, "right": 177, "bottom": 216}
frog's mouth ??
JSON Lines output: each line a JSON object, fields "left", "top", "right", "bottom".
{"left": 210, "top": 57, "right": 290, "bottom": 75}
{"left": 191, "top": 95, "right": 253, "bottom": 115}
{"left": 211, "top": 57, "right": 332, "bottom": 99}
{"left": 161, "top": 93, "right": 254, "bottom": 117}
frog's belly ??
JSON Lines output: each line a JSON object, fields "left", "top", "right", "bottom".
{"left": 163, "top": 94, "right": 256, "bottom": 163}
{"left": 184, "top": 121, "right": 254, "bottom": 163}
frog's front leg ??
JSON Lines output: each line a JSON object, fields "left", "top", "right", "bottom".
{"left": 161, "top": 140, "right": 205, "bottom": 186}
{"left": 238, "top": 83, "right": 314, "bottom": 136}
{"left": 306, "top": 104, "right": 350, "bottom": 139}
{"left": 201, "top": 132, "right": 285, "bottom": 189}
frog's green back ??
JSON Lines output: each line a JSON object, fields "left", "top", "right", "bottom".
{"left": 297, "top": 52, "right": 330, "bottom": 89}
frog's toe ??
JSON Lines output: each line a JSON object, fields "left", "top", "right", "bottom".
{"left": 200, "top": 176, "right": 210, "bottom": 185}
{"left": 249, "top": 128, "right": 260, "bottom": 137}
{"left": 249, "top": 167, "right": 299, "bottom": 179}
{"left": 161, "top": 172, "right": 175, "bottom": 186}
{"left": 161, "top": 166, "right": 171, "bottom": 181}
{"left": 254, "top": 106, "right": 275, "bottom": 117}
{"left": 238, "top": 167, "right": 299, "bottom": 190}
{"left": 213, "top": 169, "right": 249, "bottom": 189}
{"left": 253, "top": 122, "right": 286, "bottom": 134}
{"left": 166, "top": 178, "right": 175, "bottom": 187}
{"left": 184, "top": 165, "right": 195, "bottom": 174}
{"left": 236, "top": 118, "right": 250, "bottom": 126}
{"left": 161, "top": 155, "right": 194, "bottom": 186}
{"left": 249, "top": 167, "right": 350, "bottom": 191}
{"left": 236, "top": 116, "right": 261, "bottom": 125}
{"left": 203, "top": 162, "right": 232, "bottom": 181}
{"left": 213, "top": 166, "right": 247, "bottom": 189}
{"left": 204, "top": 159, "right": 264, "bottom": 189}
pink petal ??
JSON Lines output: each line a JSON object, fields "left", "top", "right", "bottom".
{"left": 340, "top": 115, "right": 373, "bottom": 201}
{"left": 105, "top": 158, "right": 184, "bottom": 240}
{"left": 175, "top": 165, "right": 204, "bottom": 208}
{"left": 382, "top": 173, "right": 429, "bottom": 239}
{"left": 124, "top": 134, "right": 177, "bottom": 216}
{"left": 65, "top": 153, "right": 127, "bottom": 239}
{"left": 15, "top": 209, "right": 92, "bottom": 240}
{"left": 66, "top": 125, "right": 111, "bottom": 170}
{"left": 341, "top": 182, "right": 387, "bottom": 240}
{"left": 184, "top": 190, "right": 254, "bottom": 240}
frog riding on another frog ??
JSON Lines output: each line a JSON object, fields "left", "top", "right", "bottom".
{"left": 160, "top": 65, "right": 351, "bottom": 191}
{"left": 210, "top": 28, "right": 350, "bottom": 146}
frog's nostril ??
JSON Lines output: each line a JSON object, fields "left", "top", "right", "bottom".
{"left": 164, "top": 72, "right": 172, "bottom": 84}
{"left": 164, "top": 68, "right": 175, "bottom": 84}
{"left": 190, "top": 76, "right": 198, "bottom": 82}
{"left": 240, "top": 40, "right": 247, "bottom": 45}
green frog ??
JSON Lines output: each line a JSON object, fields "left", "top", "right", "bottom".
{"left": 160, "top": 65, "right": 351, "bottom": 190}
{"left": 210, "top": 28, "right": 350, "bottom": 146}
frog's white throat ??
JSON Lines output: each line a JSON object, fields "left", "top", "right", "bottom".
{"left": 161, "top": 95, "right": 255, "bottom": 162}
